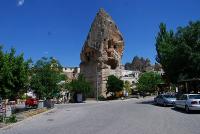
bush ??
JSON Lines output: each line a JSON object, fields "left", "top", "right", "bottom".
{"left": 136, "top": 72, "right": 163, "bottom": 94}
{"left": 98, "top": 95, "right": 106, "bottom": 101}
{"left": 106, "top": 75, "right": 124, "bottom": 97}
{"left": 5, "top": 115, "right": 17, "bottom": 124}
{"left": 69, "top": 74, "right": 92, "bottom": 96}
{"left": 0, "top": 116, "right": 3, "bottom": 122}
{"left": 20, "top": 94, "right": 27, "bottom": 100}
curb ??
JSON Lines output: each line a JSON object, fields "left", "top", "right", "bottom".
{"left": 0, "top": 107, "right": 56, "bottom": 130}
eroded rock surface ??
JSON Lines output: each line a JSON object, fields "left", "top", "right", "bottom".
{"left": 80, "top": 8, "right": 124, "bottom": 97}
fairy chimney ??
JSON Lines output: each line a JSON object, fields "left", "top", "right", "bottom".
{"left": 80, "top": 8, "right": 124, "bottom": 97}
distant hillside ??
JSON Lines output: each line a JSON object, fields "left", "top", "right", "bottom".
{"left": 124, "top": 56, "right": 162, "bottom": 72}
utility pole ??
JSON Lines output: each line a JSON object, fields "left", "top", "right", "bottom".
{"left": 96, "top": 65, "right": 99, "bottom": 102}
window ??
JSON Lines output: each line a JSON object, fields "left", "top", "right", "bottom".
{"left": 85, "top": 53, "right": 90, "bottom": 62}
{"left": 108, "top": 40, "right": 112, "bottom": 48}
{"left": 179, "top": 95, "right": 187, "bottom": 100}
{"left": 114, "top": 45, "right": 117, "bottom": 49}
{"left": 183, "top": 95, "right": 188, "bottom": 100}
{"left": 163, "top": 95, "right": 176, "bottom": 98}
{"left": 189, "top": 95, "right": 200, "bottom": 99}
{"left": 101, "top": 29, "right": 104, "bottom": 33}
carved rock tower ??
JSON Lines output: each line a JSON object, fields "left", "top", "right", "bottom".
{"left": 80, "top": 8, "right": 124, "bottom": 97}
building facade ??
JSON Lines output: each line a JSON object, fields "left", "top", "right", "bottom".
{"left": 62, "top": 67, "right": 80, "bottom": 80}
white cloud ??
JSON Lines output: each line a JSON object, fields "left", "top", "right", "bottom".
{"left": 17, "top": 0, "right": 25, "bottom": 6}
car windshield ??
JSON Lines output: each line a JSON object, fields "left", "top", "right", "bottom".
{"left": 163, "top": 95, "right": 175, "bottom": 98}
{"left": 189, "top": 95, "right": 200, "bottom": 99}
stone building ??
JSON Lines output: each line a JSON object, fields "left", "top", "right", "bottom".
{"left": 62, "top": 67, "right": 80, "bottom": 80}
{"left": 121, "top": 70, "right": 140, "bottom": 83}
{"left": 80, "top": 8, "right": 124, "bottom": 97}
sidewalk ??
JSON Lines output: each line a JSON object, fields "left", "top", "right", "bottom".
{"left": 0, "top": 108, "right": 54, "bottom": 130}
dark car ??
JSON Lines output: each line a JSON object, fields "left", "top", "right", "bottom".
{"left": 154, "top": 94, "right": 176, "bottom": 106}
{"left": 25, "top": 98, "right": 38, "bottom": 108}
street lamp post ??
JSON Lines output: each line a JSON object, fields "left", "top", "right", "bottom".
{"left": 96, "top": 63, "right": 100, "bottom": 102}
{"left": 96, "top": 65, "right": 98, "bottom": 102}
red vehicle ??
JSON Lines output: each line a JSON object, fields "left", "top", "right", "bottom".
{"left": 25, "top": 98, "right": 38, "bottom": 108}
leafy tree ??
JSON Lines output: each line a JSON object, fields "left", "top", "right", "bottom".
{"left": 30, "top": 57, "right": 63, "bottom": 99}
{"left": 69, "top": 74, "right": 91, "bottom": 96}
{"left": 0, "top": 46, "right": 30, "bottom": 100}
{"left": 123, "top": 81, "right": 132, "bottom": 94}
{"left": 156, "top": 21, "right": 200, "bottom": 83}
{"left": 136, "top": 72, "right": 163, "bottom": 94}
{"left": 106, "top": 75, "right": 124, "bottom": 96}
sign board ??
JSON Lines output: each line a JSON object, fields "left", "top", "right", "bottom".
{"left": 0, "top": 102, "right": 12, "bottom": 117}
{"left": 6, "top": 105, "right": 12, "bottom": 117}
{"left": 0, "top": 103, "right": 6, "bottom": 116}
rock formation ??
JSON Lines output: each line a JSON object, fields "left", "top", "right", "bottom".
{"left": 80, "top": 8, "right": 124, "bottom": 97}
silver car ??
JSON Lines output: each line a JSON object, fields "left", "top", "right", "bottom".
{"left": 174, "top": 94, "right": 200, "bottom": 113}
{"left": 154, "top": 94, "right": 176, "bottom": 106}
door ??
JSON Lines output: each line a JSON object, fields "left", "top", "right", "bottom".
{"left": 157, "top": 95, "right": 163, "bottom": 105}
{"left": 176, "top": 95, "right": 187, "bottom": 108}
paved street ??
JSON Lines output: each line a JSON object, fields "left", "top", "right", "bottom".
{"left": 1, "top": 97, "right": 200, "bottom": 134}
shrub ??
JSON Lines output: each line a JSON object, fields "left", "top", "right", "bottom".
{"left": 5, "top": 115, "right": 17, "bottom": 124}
{"left": 0, "top": 116, "right": 3, "bottom": 122}
{"left": 106, "top": 75, "right": 124, "bottom": 97}
{"left": 98, "top": 95, "right": 106, "bottom": 101}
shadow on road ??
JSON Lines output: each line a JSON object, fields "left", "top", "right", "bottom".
{"left": 136, "top": 100, "right": 175, "bottom": 107}
{"left": 171, "top": 107, "right": 200, "bottom": 114}
{"left": 136, "top": 100, "right": 154, "bottom": 105}
{"left": 136, "top": 100, "right": 200, "bottom": 114}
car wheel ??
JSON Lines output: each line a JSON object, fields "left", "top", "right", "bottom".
{"left": 185, "top": 105, "right": 190, "bottom": 113}
{"left": 156, "top": 100, "right": 159, "bottom": 105}
{"left": 173, "top": 103, "right": 177, "bottom": 109}
{"left": 154, "top": 100, "right": 157, "bottom": 105}
{"left": 163, "top": 102, "right": 167, "bottom": 107}
{"left": 156, "top": 102, "right": 159, "bottom": 105}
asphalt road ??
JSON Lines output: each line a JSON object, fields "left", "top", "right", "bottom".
{"left": 1, "top": 97, "right": 200, "bottom": 134}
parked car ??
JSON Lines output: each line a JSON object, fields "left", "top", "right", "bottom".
{"left": 25, "top": 98, "right": 38, "bottom": 108}
{"left": 154, "top": 94, "right": 176, "bottom": 106}
{"left": 174, "top": 94, "right": 200, "bottom": 113}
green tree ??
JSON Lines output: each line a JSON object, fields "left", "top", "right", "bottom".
{"left": 123, "top": 81, "right": 132, "bottom": 94}
{"left": 136, "top": 72, "right": 163, "bottom": 94}
{"left": 69, "top": 74, "right": 91, "bottom": 96}
{"left": 0, "top": 46, "right": 30, "bottom": 100}
{"left": 30, "top": 57, "right": 63, "bottom": 99}
{"left": 156, "top": 21, "right": 200, "bottom": 83}
{"left": 106, "top": 75, "right": 124, "bottom": 96}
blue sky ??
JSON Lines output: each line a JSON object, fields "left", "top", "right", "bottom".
{"left": 0, "top": 0, "right": 200, "bottom": 67}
